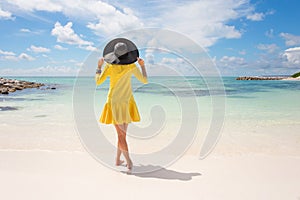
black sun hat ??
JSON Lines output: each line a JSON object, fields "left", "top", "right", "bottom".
{"left": 103, "top": 38, "right": 139, "bottom": 64}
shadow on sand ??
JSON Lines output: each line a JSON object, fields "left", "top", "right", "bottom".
{"left": 121, "top": 164, "right": 201, "bottom": 181}
{"left": 0, "top": 106, "right": 19, "bottom": 111}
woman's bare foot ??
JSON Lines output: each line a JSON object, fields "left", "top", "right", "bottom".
{"left": 115, "top": 159, "right": 124, "bottom": 166}
{"left": 126, "top": 160, "right": 133, "bottom": 170}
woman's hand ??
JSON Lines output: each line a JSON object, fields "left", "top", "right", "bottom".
{"left": 137, "top": 57, "right": 145, "bottom": 68}
{"left": 98, "top": 58, "right": 104, "bottom": 69}
{"left": 96, "top": 58, "right": 104, "bottom": 74}
{"left": 137, "top": 57, "right": 147, "bottom": 79}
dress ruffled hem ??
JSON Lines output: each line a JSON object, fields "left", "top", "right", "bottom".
{"left": 99, "top": 99, "right": 141, "bottom": 124}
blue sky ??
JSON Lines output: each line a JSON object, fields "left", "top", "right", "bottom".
{"left": 0, "top": 0, "right": 300, "bottom": 76}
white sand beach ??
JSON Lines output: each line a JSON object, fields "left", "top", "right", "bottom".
{"left": 0, "top": 150, "right": 300, "bottom": 200}
{"left": 1, "top": 115, "right": 300, "bottom": 200}
{"left": 282, "top": 77, "right": 300, "bottom": 81}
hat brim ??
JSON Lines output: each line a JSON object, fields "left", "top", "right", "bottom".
{"left": 103, "top": 38, "right": 139, "bottom": 64}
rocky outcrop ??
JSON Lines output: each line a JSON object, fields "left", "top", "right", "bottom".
{"left": 236, "top": 76, "right": 285, "bottom": 80}
{"left": 0, "top": 77, "right": 45, "bottom": 95}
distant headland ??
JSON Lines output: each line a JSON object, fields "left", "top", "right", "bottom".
{"left": 236, "top": 71, "right": 300, "bottom": 81}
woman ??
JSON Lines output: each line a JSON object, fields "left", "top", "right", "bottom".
{"left": 95, "top": 38, "right": 148, "bottom": 170}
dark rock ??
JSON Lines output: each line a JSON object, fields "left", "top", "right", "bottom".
{"left": 51, "top": 87, "right": 56, "bottom": 90}
{"left": 14, "top": 86, "right": 23, "bottom": 90}
{"left": 8, "top": 88, "right": 16, "bottom": 92}
{"left": 3, "top": 83, "right": 13, "bottom": 88}
{"left": 24, "top": 85, "right": 34, "bottom": 88}
{"left": 1, "top": 89, "right": 9, "bottom": 94}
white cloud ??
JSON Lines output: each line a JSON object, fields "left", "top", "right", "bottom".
{"left": 218, "top": 49, "right": 300, "bottom": 76}
{"left": 86, "top": 6, "right": 143, "bottom": 35}
{"left": 257, "top": 43, "right": 279, "bottom": 53}
{"left": 0, "top": 49, "right": 35, "bottom": 61}
{"left": 2, "top": 0, "right": 262, "bottom": 48}
{"left": 145, "top": 49, "right": 155, "bottom": 64}
{"left": 0, "top": 65, "right": 79, "bottom": 76}
{"left": 54, "top": 44, "right": 67, "bottom": 50}
{"left": 34, "top": 65, "right": 79, "bottom": 75}
{"left": 147, "top": 56, "right": 206, "bottom": 76}
{"left": 75, "top": 62, "right": 84, "bottom": 67}
{"left": 0, "top": 49, "right": 16, "bottom": 56}
{"left": 283, "top": 47, "right": 300, "bottom": 64}
{"left": 158, "top": 0, "right": 250, "bottom": 47}
{"left": 161, "top": 57, "right": 185, "bottom": 65}
{"left": 4, "top": 0, "right": 62, "bottom": 12}
{"left": 27, "top": 45, "right": 50, "bottom": 53}
{"left": 51, "top": 21, "right": 97, "bottom": 51}
{"left": 247, "top": 10, "right": 274, "bottom": 21}
{"left": 19, "top": 28, "right": 42, "bottom": 34}
{"left": 265, "top": 29, "right": 274, "bottom": 38}
{"left": 18, "top": 53, "right": 35, "bottom": 61}
{"left": 0, "top": 55, "right": 18, "bottom": 61}
{"left": 246, "top": 12, "right": 264, "bottom": 21}
{"left": 51, "top": 22, "right": 91, "bottom": 46}
{"left": 280, "top": 33, "right": 300, "bottom": 46}
{"left": 84, "top": 45, "right": 98, "bottom": 52}
{"left": 220, "top": 56, "right": 246, "bottom": 66}
{"left": 0, "top": 6, "right": 14, "bottom": 20}
{"left": 4, "top": 0, "right": 143, "bottom": 35}
{"left": 20, "top": 28, "right": 31, "bottom": 33}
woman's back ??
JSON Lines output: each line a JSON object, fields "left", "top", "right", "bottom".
{"left": 95, "top": 62, "right": 147, "bottom": 124}
{"left": 108, "top": 64, "right": 135, "bottom": 103}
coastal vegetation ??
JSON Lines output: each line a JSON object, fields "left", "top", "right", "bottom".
{"left": 291, "top": 72, "right": 300, "bottom": 78}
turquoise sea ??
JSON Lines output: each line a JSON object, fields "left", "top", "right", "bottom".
{"left": 1, "top": 76, "right": 300, "bottom": 156}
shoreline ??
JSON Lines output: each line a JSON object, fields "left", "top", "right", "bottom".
{"left": 282, "top": 76, "right": 300, "bottom": 81}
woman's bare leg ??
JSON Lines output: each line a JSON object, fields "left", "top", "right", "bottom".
{"left": 114, "top": 123, "right": 132, "bottom": 169}
{"left": 120, "top": 123, "right": 132, "bottom": 169}
{"left": 115, "top": 148, "right": 123, "bottom": 166}
{"left": 114, "top": 124, "right": 124, "bottom": 166}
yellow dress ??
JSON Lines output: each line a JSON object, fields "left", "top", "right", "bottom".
{"left": 95, "top": 63, "right": 148, "bottom": 124}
